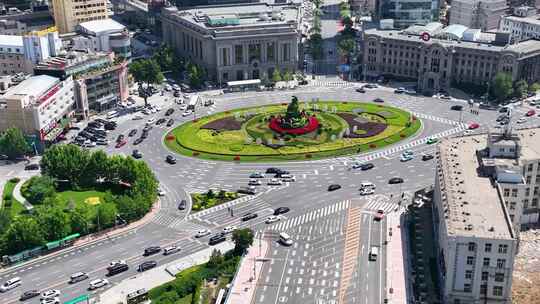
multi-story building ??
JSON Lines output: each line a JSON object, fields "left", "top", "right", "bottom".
{"left": 378, "top": 0, "right": 439, "bottom": 28}
{"left": 51, "top": 0, "right": 109, "bottom": 34}
{"left": 33, "top": 51, "right": 129, "bottom": 117}
{"left": 72, "top": 18, "right": 131, "bottom": 60}
{"left": 499, "top": 7, "right": 540, "bottom": 43}
{"left": 0, "top": 34, "right": 25, "bottom": 76}
{"left": 448, "top": 0, "right": 507, "bottom": 31}
{"left": 0, "top": 74, "right": 75, "bottom": 146}
{"left": 161, "top": 2, "right": 302, "bottom": 84}
{"left": 22, "top": 30, "right": 62, "bottom": 65}
{"left": 361, "top": 23, "right": 540, "bottom": 95}
{"left": 0, "top": 8, "right": 54, "bottom": 35}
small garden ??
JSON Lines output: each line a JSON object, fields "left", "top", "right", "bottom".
{"left": 1, "top": 177, "right": 25, "bottom": 217}
{"left": 191, "top": 189, "right": 238, "bottom": 212}
{"left": 165, "top": 97, "right": 421, "bottom": 162}
{"left": 0, "top": 144, "right": 158, "bottom": 257}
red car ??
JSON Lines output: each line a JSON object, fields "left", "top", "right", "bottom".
{"left": 374, "top": 209, "right": 384, "bottom": 221}
{"left": 526, "top": 110, "right": 536, "bottom": 117}
{"left": 115, "top": 140, "right": 127, "bottom": 148}
{"left": 468, "top": 123, "right": 480, "bottom": 130}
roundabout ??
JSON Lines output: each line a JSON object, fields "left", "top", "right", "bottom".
{"left": 164, "top": 96, "right": 421, "bottom": 162}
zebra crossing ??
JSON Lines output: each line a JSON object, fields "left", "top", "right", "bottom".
{"left": 151, "top": 211, "right": 209, "bottom": 232}
{"left": 185, "top": 189, "right": 271, "bottom": 220}
{"left": 269, "top": 200, "right": 351, "bottom": 232}
{"left": 411, "top": 112, "right": 464, "bottom": 126}
{"left": 308, "top": 80, "right": 354, "bottom": 88}
{"left": 362, "top": 195, "right": 399, "bottom": 213}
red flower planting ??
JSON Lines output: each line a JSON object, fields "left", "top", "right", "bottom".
{"left": 269, "top": 116, "right": 320, "bottom": 135}
{"left": 400, "top": 134, "right": 406, "bottom": 138}
{"left": 369, "top": 144, "right": 377, "bottom": 148}
{"left": 192, "top": 152, "right": 200, "bottom": 156}
{"left": 234, "top": 156, "right": 240, "bottom": 161}
{"left": 305, "top": 154, "right": 312, "bottom": 158}
{"left": 166, "top": 135, "right": 175, "bottom": 141}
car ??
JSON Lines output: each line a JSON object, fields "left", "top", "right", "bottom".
{"left": 328, "top": 184, "right": 341, "bottom": 191}
{"left": 422, "top": 154, "right": 434, "bottom": 161}
{"left": 468, "top": 123, "right": 480, "bottom": 129}
{"left": 248, "top": 179, "right": 262, "bottom": 186}
{"left": 109, "top": 260, "right": 126, "bottom": 267}
{"left": 166, "top": 119, "right": 174, "bottom": 127}
{"left": 165, "top": 108, "right": 175, "bottom": 116}
{"left": 208, "top": 234, "right": 226, "bottom": 245}
{"left": 273, "top": 207, "right": 290, "bottom": 215}
{"left": 426, "top": 137, "right": 438, "bottom": 144}
{"left": 364, "top": 83, "right": 378, "bottom": 89}
{"left": 237, "top": 187, "right": 256, "bottom": 195}
{"left": 40, "top": 297, "right": 59, "bottom": 304}
{"left": 394, "top": 87, "right": 406, "bottom": 94}
{"left": 96, "top": 139, "right": 109, "bottom": 146}
{"left": 351, "top": 162, "right": 363, "bottom": 169}
{"left": 88, "top": 278, "right": 109, "bottom": 290}
{"left": 440, "top": 94, "right": 452, "bottom": 100}
{"left": 173, "top": 91, "right": 181, "bottom": 97}
{"left": 41, "top": 289, "right": 60, "bottom": 299}
{"left": 517, "top": 117, "right": 527, "bottom": 124}
{"left": 526, "top": 109, "right": 536, "bottom": 117}
{"left": 143, "top": 246, "right": 161, "bottom": 256}
{"left": 132, "top": 149, "right": 143, "bottom": 158}
{"left": 265, "top": 215, "right": 280, "bottom": 224}
{"left": 389, "top": 177, "right": 404, "bottom": 184}
{"left": 242, "top": 213, "right": 258, "bottom": 221}
{"left": 0, "top": 277, "right": 21, "bottom": 292}
{"left": 373, "top": 98, "right": 384, "bottom": 103}
{"left": 361, "top": 163, "right": 375, "bottom": 170}
{"left": 156, "top": 118, "right": 167, "bottom": 125}
{"left": 374, "top": 209, "right": 384, "bottom": 221}
{"left": 355, "top": 87, "right": 366, "bottom": 93}
{"left": 359, "top": 188, "right": 375, "bottom": 195}
{"left": 178, "top": 199, "right": 187, "bottom": 210}
{"left": 249, "top": 172, "right": 265, "bottom": 178}
{"left": 128, "top": 129, "right": 137, "bottom": 137}
{"left": 104, "top": 122, "right": 116, "bottom": 130}
{"left": 19, "top": 290, "right": 40, "bottom": 301}
{"left": 134, "top": 137, "right": 143, "bottom": 145}
{"left": 281, "top": 176, "right": 296, "bottom": 182}
{"left": 116, "top": 134, "right": 125, "bottom": 143}
{"left": 179, "top": 104, "right": 188, "bottom": 111}
{"left": 146, "top": 118, "right": 156, "bottom": 125}
{"left": 69, "top": 272, "right": 89, "bottom": 284}
{"left": 268, "top": 178, "right": 283, "bottom": 185}
{"left": 115, "top": 140, "right": 127, "bottom": 148}
{"left": 400, "top": 154, "right": 414, "bottom": 162}
{"left": 143, "top": 125, "right": 153, "bottom": 132}
{"left": 163, "top": 245, "right": 181, "bottom": 255}
{"left": 195, "top": 229, "right": 211, "bottom": 238}
{"left": 138, "top": 261, "right": 157, "bottom": 272}
{"left": 157, "top": 188, "right": 166, "bottom": 196}
{"left": 166, "top": 155, "right": 177, "bottom": 164}
{"left": 266, "top": 168, "right": 282, "bottom": 174}
{"left": 222, "top": 226, "right": 237, "bottom": 234}
{"left": 142, "top": 109, "right": 151, "bottom": 115}
{"left": 450, "top": 105, "right": 463, "bottom": 111}
{"left": 24, "top": 164, "right": 39, "bottom": 170}
{"left": 182, "top": 111, "right": 192, "bottom": 117}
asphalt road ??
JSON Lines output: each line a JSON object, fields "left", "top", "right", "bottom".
{"left": 1, "top": 85, "right": 539, "bottom": 304}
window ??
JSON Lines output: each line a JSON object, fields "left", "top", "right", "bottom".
{"left": 528, "top": 163, "right": 534, "bottom": 172}
{"left": 248, "top": 43, "right": 261, "bottom": 62}
{"left": 467, "top": 256, "right": 474, "bottom": 265}
{"left": 235, "top": 45, "right": 243, "bottom": 64}
{"left": 464, "top": 284, "right": 472, "bottom": 292}
{"left": 497, "top": 259, "right": 506, "bottom": 269}
{"left": 481, "top": 271, "right": 488, "bottom": 281}
{"left": 503, "top": 188, "right": 510, "bottom": 197}
{"left": 282, "top": 43, "right": 291, "bottom": 62}
{"left": 533, "top": 198, "right": 538, "bottom": 207}
{"left": 527, "top": 175, "right": 532, "bottom": 184}
{"left": 485, "top": 243, "right": 492, "bottom": 252}
{"left": 498, "top": 244, "right": 508, "bottom": 254}
{"left": 483, "top": 258, "right": 490, "bottom": 267}
{"left": 468, "top": 242, "right": 476, "bottom": 251}
{"left": 267, "top": 42, "right": 275, "bottom": 62}
{"left": 493, "top": 286, "right": 503, "bottom": 296}
{"left": 465, "top": 270, "right": 473, "bottom": 279}
{"left": 495, "top": 273, "right": 505, "bottom": 282}
{"left": 511, "top": 189, "right": 518, "bottom": 197}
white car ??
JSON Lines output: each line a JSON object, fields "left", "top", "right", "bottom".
{"left": 157, "top": 188, "right": 166, "bottom": 196}
{"left": 41, "top": 289, "right": 61, "bottom": 299}
{"left": 359, "top": 188, "right": 375, "bottom": 195}
{"left": 154, "top": 106, "right": 162, "bottom": 112}
{"left": 150, "top": 107, "right": 158, "bottom": 113}
{"left": 195, "top": 229, "right": 211, "bottom": 238}
{"left": 248, "top": 179, "right": 262, "bottom": 186}
{"left": 222, "top": 226, "right": 237, "bottom": 234}
{"left": 88, "top": 278, "right": 109, "bottom": 290}
{"left": 132, "top": 115, "right": 143, "bottom": 120}
{"left": 517, "top": 117, "right": 527, "bottom": 124}
{"left": 182, "top": 111, "right": 192, "bottom": 117}
{"left": 400, "top": 154, "right": 414, "bottom": 162}
{"left": 147, "top": 118, "right": 156, "bottom": 125}
{"left": 281, "top": 176, "right": 296, "bottom": 182}
{"left": 265, "top": 215, "right": 280, "bottom": 224}
{"left": 179, "top": 104, "right": 188, "bottom": 110}
{"left": 40, "top": 297, "right": 59, "bottom": 304}
{"left": 268, "top": 178, "right": 282, "bottom": 185}
{"left": 109, "top": 260, "right": 126, "bottom": 267}
{"left": 142, "top": 109, "right": 151, "bottom": 115}
{"left": 351, "top": 162, "right": 362, "bottom": 169}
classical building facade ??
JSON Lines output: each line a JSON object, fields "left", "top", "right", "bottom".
{"left": 448, "top": 0, "right": 507, "bottom": 31}
{"left": 362, "top": 24, "right": 540, "bottom": 94}
{"left": 161, "top": 2, "right": 302, "bottom": 84}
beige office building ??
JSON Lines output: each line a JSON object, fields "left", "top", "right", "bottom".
{"left": 51, "top": 0, "right": 108, "bottom": 34}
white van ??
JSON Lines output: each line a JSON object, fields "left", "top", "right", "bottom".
{"left": 107, "top": 110, "right": 119, "bottom": 119}
{"left": 369, "top": 246, "right": 379, "bottom": 261}
{"left": 360, "top": 182, "right": 376, "bottom": 189}
{"left": 163, "top": 245, "right": 181, "bottom": 255}
{"left": 0, "top": 277, "right": 21, "bottom": 292}
{"left": 279, "top": 232, "right": 293, "bottom": 246}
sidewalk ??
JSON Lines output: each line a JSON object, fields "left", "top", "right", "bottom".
{"left": 12, "top": 176, "right": 35, "bottom": 210}
{"left": 98, "top": 241, "right": 234, "bottom": 304}
{"left": 386, "top": 210, "right": 408, "bottom": 304}
{"left": 224, "top": 239, "right": 269, "bottom": 304}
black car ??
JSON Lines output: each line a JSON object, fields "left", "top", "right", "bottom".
{"left": 24, "top": 164, "right": 39, "bottom": 170}
{"left": 116, "top": 134, "right": 124, "bottom": 143}
{"left": 422, "top": 154, "right": 434, "bottom": 161}
{"left": 266, "top": 168, "right": 281, "bottom": 174}
{"left": 106, "top": 263, "right": 129, "bottom": 276}
{"left": 361, "top": 163, "right": 375, "bottom": 170}
{"left": 173, "top": 91, "right": 181, "bottom": 97}
{"left": 274, "top": 171, "right": 290, "bottom": 178}
{"left": 209, "top": 234, "right": 226, "bottom": 246}
{"left": 450, "top": 105, "right": 463, "bottom": 111}
{"left": 373, "top": 98, "right": 384, "bottom": 103}
{"left": 156, "top": 118, "right": 167, "bottom": 125}
{"left": 143, "top": 246, "right": 161, "bottom": 256}
{"left": 328, "top": 184, "right": 341, "bottom": 191}
{"left": 138, "top": 260, "right": 157, "bottom": 272}
{"left": 104, "top": 122, "right": 116, "bottom": 130}
{"left": 19, "top": 290, "right": 40, "bottom": 301}
{"left": 165, "top": 108, "right": 174, "bottom": 116}
{"left": 128, "top": 129, "right": 137, "bottom": 137}
{"left": 273, "top": 207, "right": 290, "bottom": 215}
{"left": 178, "top": 199, "right": 187, "bottom": 210}
{"left": 134, "top": 138, "right": 143, "bottom": 145}
{"left": 242, "top": 213, "right": 258, "bottom": 221}
{"left": 166, "top": 119, "right": 174, "bottom": 127}
{"left": 141, "top": 131, "right": 149, "bottom": 139}
{"left": 143, "top": 125, "right": 153, "bottom": 132}
{"left": 237, "top": 187, "right": 256, "bottom": 195}
{"left": 356, "top": 87, "right": 366, "bottom": 93}
{"left": 166, "top": 155, "right": 176, "bottom": 164}
{"left": 132, "top": 150, "right": 143, "bottom": 158}
{"left": 389, "top": 177, "right": 404, "bottom": 184}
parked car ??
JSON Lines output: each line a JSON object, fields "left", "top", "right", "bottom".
{"left": 128, "top": 129, "right": 137, "bottom": 137}
{"left": 468, "top": 123, "right": 480, "bottom": 129}
{"left": 248, "top": 179, "right": 262, "bottom": 186}
{"left": 165, "top": 108, "right": 174, "bottom": 116}
{"left": 268, "top": 178, "right": 283, "bottom": 185}
{"left": 24, "top": 164, "right": 39, "bottom": 170}
{"left": 237, "top": 187, "right": 256, "bottom": 195}
{"left": 355, "top": 87, "right": 365, "bottom": 93}
{"left": 166, "top": 155, "right": 177, "bottom": 164}
{"left": 526, "top": 109, "right": 536, "bottom": 117}
{"left": 361, "top": 163, "right": 374, "bottom": 170}
{"left": 115, "top": 140, "right": 127, "bottom": 148}
{"left": 328, "top": 184, "right": 341, "bottom": 191}
{"left": 134, "top": 138, "right": 143, "bottom": 145}
{"left": 132, "top": 150, "right": 143, "bottom": 159}
{"left": 166, "top": 119, "right": 174, "bottom": 127}
{"left": 250, "top": 172, "right": 265, "bottom": 178}
{"left": 394, "top": 87, "right": 406, "bottom": 94}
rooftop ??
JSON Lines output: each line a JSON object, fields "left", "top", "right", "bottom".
{"left": 78, "top": 18, "right": 126, "bottom": 35}
{"left": 514, "top": 128, "right": 540, "bottom": 161}
{"left": 0, "top": 34, "right": 23, "bottom": 47}
{"left": 3, "top": 75, "right": 59, "bottom": 99}
{"left": 437, "top": 135, "right": 513, "bottom": 239}
{"left": 503, "top": 14, "right": 540, "bottom": 26}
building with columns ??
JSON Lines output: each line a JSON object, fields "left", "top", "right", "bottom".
{"left": 361, "top": 23, "right": 540, "bottom": 95}
{"left": 161, "top": 2, "right": 302, "bottom": 85}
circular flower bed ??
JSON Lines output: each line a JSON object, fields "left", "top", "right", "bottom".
{"left": 269, "top": 116, "right": 320, "bottom": 135}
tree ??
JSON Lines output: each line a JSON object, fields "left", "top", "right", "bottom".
{"left": 232, "top": 228, "right": 254, "bottom": 256}
{"left": 187, "top": 63, "right": 203, "bottom": 89}
{"left": 0, "top": 128, "right": 31, "bottom": 160}
{"left": 152, "top": 46, "right": 174, "bottom": 71}
{"left": 82, "top": 150, "right": 108, "bottom": 186}
{"left": 514, "top": 80, "right": 528, "bottom": 99}
{"left": 338, "top": 38, "right": 355, "bottom": 63}
{"left": 206, "top": 189, "right": 215, "bottom": 199}
{"left": 529, "top": 82, "right": 540, "bottom": 93}
{"left": 207, "top": 249, "right": 224, "bottom": 268}
{"left": 70, "top": 203, "right": 92, "bottom": 234}
{"left": 95, "top": 203, "right": 118, "bottom": 229}
{"left": 23, "top": 176, "right": 57, "bottom": 205}
{"left": 309, "top": 33, "right": 324, "bottom": 60}
{"left": 40, "top": 144, "right": 90, "bottom": 188}
{"left": 1, "top": 216, "right": 45, "bottom": 254}
{"left": 129, "top": 59, "right": 164, "bottom": 107}
{"left": 282, "top": 70, "right": 293, "bottom": 82}
{"left": 272, "top": 68, "right": 282, "bottom": 83}
{"left": 491, "top": 72, "right": 513, "bottom": 103}
{"left": 36, "top": 205, "right": 71, "bottom": 241}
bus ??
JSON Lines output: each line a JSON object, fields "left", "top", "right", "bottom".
{"left": 187, "top": 95, "right": 200, "bottom": 110}
{"left": 225, "top": 79, "right": 261, "bottom": 92}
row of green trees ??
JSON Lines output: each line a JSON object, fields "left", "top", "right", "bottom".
{"left": 491, "top": 72, "right": 540, "bottom": 103}
{"left": 308, "top": 0, "right": 324, "bottom": 60}
{"left": 337, "top": 1, "right": 356, "bottom": 64}
{"left": 0, "top": 128, "right": 32, "bottom": 160}
{"left": 0, "top": 144, "right": 158, "bottom": 256}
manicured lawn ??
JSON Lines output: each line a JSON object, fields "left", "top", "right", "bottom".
{"left": 2, "top": 179, "right": 25, "bottom": 217}
{"left": 165, "top": 101, "right": 422, "bottom": 162}
{"left": 191, "top": 191, "right": 238, "bottom": 212}
{"left": 56, "top": 190, "right": 106, "bottom": 206}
